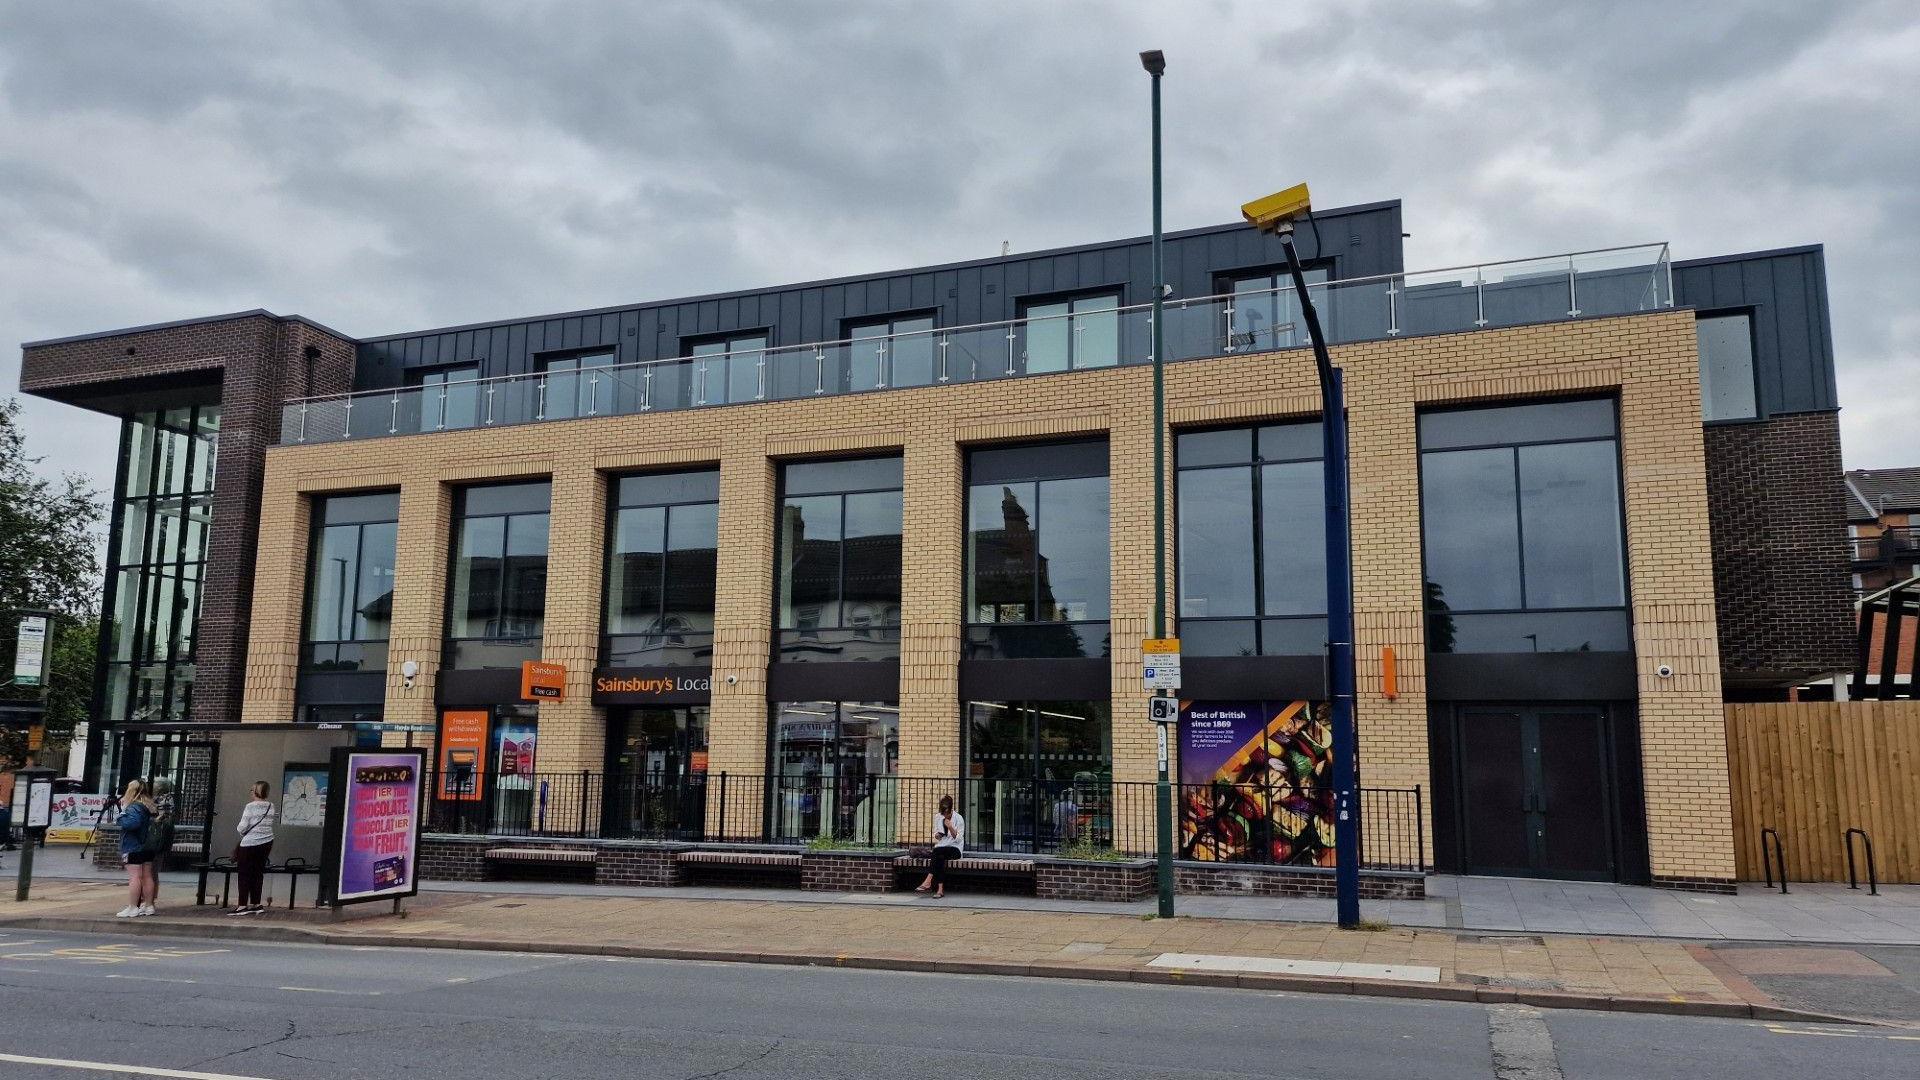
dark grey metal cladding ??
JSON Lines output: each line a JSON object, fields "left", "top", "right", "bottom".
{"left": 353, "top": 202, "right": 1405, "bottom": 390}
{"left": 1673, "top": 245, "right": 1837, "bottom": 416}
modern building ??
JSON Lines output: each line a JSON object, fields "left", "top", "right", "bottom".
{"left": 17, "top": 198, "right": 1857, "bottom": 891}
{"left": 1847, "top": 466, "right": 1920, "bottom": 597}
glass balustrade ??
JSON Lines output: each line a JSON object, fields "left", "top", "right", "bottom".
{"left": 279, "top": 243, "right": 1670, "bottom": 444}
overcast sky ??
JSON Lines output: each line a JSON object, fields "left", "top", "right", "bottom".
{"left": 2, "top": 1, "right": 1914, "bottom": 499}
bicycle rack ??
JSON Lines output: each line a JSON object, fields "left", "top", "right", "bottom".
{"left": 1760, "top": 827, "right": 1787, "bottom": 893}
{"left": 1843, "top": 828, "right": 1879, "bottom": 896}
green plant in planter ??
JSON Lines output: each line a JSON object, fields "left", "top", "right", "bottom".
{"left": 1056, "top": 839, "right": 1132, "bottom": 863}
{"left": 804, "top": 835, "right": 879, "bottom": 852}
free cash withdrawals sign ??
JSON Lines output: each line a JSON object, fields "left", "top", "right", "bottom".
{"left": 322, "top": 748, "right": 424, "bottom": 906}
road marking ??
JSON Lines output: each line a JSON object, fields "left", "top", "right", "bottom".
{"left": 1768, "top": 1026, "right": 1920, "bottom": 1042}
{"left": 104, "top": 974, "right": 200, "bottom": 985}
{"left": 1, "top": 943, "right": 229, "bottom": 965}
{"left": 0, "top": 1052, "right": 281, "bottom": 1079}
{"left": 277, "top": 985, "right": 380, "bottom": 995}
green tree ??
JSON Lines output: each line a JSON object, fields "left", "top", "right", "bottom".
{"left": 0, "top": 397, "right": 105, "bottom": 764}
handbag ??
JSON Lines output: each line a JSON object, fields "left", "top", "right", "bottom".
{"left": 908, "top": 845, "right": 933, "bottom": 859}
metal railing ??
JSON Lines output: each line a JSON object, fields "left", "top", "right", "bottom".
{"left": 281, "top": 243, "right": 1672, "bottom": 445}
{"left": 1851, "top": 526, "right": 1920, "bottom": 565}
{"left": 418, "top": 770, "right": 1427, "bottom": 871}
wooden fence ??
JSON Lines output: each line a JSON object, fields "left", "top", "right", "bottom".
{"left": 1725, "top": 701, "right": 1920, "bottom": 884}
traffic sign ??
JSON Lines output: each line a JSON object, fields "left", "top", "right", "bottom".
{"left": 1142, "top": 637, "right": 1181, "bottom": 690}
{"left": 1148, "top": 697, "right": 1177, "bottom": 724}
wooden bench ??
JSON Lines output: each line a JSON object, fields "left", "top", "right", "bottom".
{"left": 674, "top": 849, "right": 803, "bottom": 887}
{"left": 893, "top": 855, "right": 1037, "bottom": 895}
{"left": 483, "top": 846, "right": 599, "bottom": 882}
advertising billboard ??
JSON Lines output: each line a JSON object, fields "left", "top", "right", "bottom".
{"left": 1177, "top": 700, "right": 1335, "bottom": 867}
{"left": 321, "top": 748, "right": 425, "bottom": 906}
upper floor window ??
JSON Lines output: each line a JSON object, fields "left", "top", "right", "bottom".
{"left": 845, "top": 314, "right": 936, "bottom": 390}
{"left": 303, "top": 492, "right": 399, "bottom": 672}
{"left": 604, "top": 470, "right": 720, "bottom": 667}
{"left": 776, "top": 456, "right": 904, "bottom": 663}
{"left": 1419, "top": 398, "right": 1629, "bottom": 653}
{"left": 966, "top": 440, "right": 1110, "bottom": 659}
{"left": 406, "top": 363, "right": 481, "bottom": 432}
{"left": 447, "top": 481, "right": 550, "bottom": 668}
{"left": 539, "top": 350, "right": 617, "bottom": 420}
{"left": 1176, "top": 421, "right": 1327, "bottom": 656}
{"left": 1696, "top": 313, "right": 1758, "bottom": 421}
{"left": 687, "top": 331, "right": 770, "bottom": 406}
{"left": 1221, "top": 267, "right": 1329, "bottom": 353}
{"left": 1018, "top": 292, "right": 1120, "bottom": 374}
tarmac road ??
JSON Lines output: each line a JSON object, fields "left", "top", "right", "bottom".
{"left": 0, "top": 927, "right": 1913, "bottom": 1079}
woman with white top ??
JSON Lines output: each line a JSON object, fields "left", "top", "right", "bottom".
{"left": 915, "top": 794, "right": 964, "bottom": 899}
{"left": 230, "top": 781, "right": 276, "bottom": 916}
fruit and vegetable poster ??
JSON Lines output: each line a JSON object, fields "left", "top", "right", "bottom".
{"left": 1178, "top": 700, "right": 1335, "bottom": 866}
{"left": 323, "top": 748, "right": 424, "bottom": 905}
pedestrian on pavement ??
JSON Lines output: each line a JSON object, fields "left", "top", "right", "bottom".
{"left": 116, "top": 780, "right": 158, "bottom": 917}
{"left": 915, "top": 794, "right": 964, "bottom": 899}
{"left": 0, "top": 764, "right": 15, "bottom": 851}
{"left": 231, "top": 780, "right": 276, "bottom": 915}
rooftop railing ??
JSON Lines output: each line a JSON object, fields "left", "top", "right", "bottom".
{"left": 279, "top": 242, "right": 1671, "bottom": 445}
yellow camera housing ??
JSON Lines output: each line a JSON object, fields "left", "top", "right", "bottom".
{"left": 1240, "top": 183, "right": 1313, "bottom": 233}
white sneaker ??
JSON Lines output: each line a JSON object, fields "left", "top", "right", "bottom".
{"left": 115, "top": 906, "right": 138, "bottom": 918}
{"left": 137, "top": 904, "right": 156, "bottom": 916}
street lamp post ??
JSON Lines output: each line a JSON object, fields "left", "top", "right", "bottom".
{"left": 1241, "top": 185, "right": 1362, "bottom": 928}
{"left": 1139, "top": 48, "right": 1175, "bottom": 919}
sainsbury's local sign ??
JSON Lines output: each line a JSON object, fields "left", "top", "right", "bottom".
{"left": 591, "top": 671, "right": 713, "bottom": 704}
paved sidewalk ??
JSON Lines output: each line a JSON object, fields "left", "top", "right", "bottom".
{"left": 10, "top": 875, "right": 1914, "bottom": 1024}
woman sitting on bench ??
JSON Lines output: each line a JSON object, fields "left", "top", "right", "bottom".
{"left": 915, "top": 794, "right": 964, "bottom": 899}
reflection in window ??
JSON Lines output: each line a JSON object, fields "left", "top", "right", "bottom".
{"left": 770, "top": 701, "right": 899, "bottom": 841}
{"left": 303, "top": 492, "right": 399, "bottom": 671}
{"left": 1020, "top": 293, "right": 1120, "bottom": 374}
{"left": 603, "top": 470, "right": 719, "bottom": 667}
{"left": 963, "top": 700, "right": 1112, "bottom": 852}
{"left": 966, "top": 441, "right": 1110, "bottom": 659}
{"left": 777, "top": 458, "right": 903, "bottom": 662}
{"left": 1176, "top": 422, "right": 1326, "bottom": 656}
{"left": 448, "top": 482, "right": 551, "bottom": 668}
{"left": 846, "top": 315, "right": 936, "bottom": 390}
{"left": 688, "top": 332, "right": 770, "bottom": 405}
{"left": 102, "top": 403, "right": 219, "bottom": 725}
{"left": 1223, "top": 267, "right": 1329, "bottom": 353}
{"left": 1696, "top": 313, "right": 1758, "bottom": 421}
{"left": 539, "top": 351, "right": 617, "bottom": 419}
{"left": 1419, "top": 399, "right": 1628, "bottom": 653}
{"left": 406, "top": 364, "right": 481, "bottom": 431}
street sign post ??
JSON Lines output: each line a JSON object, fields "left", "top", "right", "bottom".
{"left": 12, "top": 766, "right": 55, "bottom": 902}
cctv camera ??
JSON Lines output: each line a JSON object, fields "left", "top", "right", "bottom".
{"left": 1655, "top": 664, "right": 1674, "bottom": 679}
{"left": 725, "top": 674, "right": 739, "bottom": 686}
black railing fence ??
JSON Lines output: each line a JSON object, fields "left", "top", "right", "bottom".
{"left": 420, "top": 771, "right": 1427, "bottom": 871}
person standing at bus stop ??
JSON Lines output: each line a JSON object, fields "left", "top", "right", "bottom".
{"left": 116, "top": 780, "right": 158, "bottom": 917}
{"left": 230, "top": 781, "right": 276, "bottom": 916}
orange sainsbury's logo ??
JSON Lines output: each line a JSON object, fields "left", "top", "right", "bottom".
{"left": 595, "top": 675, "right": 711, "bottom": 695}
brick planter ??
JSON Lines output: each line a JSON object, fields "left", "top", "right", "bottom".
{"left": 93, "top": 827, "right": 122, "bottom": 870}
{"left": 1174, "top": 862, "right": 1425, "bottom": 899}
{"left": 599, "top": 845, "right": 689, "bottom": 887}
{"left": 1034, "top": 857, "right": 1154, "bottom": 901}
{"left": 801, "top": 849, "right": 904, "bottom": 893}
{"left": 418, "top": 834, "right": 489, "bottom": 882}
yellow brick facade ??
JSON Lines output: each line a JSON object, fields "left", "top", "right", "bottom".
{"left": 243, "top": 309, "right": 1734, "bottom": 882}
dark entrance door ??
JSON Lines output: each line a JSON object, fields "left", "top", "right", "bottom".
{"left": 1456, "top": 706, "right": 1614, "bottom": 880}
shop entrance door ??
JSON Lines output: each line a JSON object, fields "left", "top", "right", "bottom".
{"left": 605, "top": 707, "right": 708, "bottom": 839}
{"left": 1456, "top": 706, "right": 1614, "bottom": 880}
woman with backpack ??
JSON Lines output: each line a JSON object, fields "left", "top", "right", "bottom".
{"left": 116, "top": 780, "right": 159, "bottom": 918}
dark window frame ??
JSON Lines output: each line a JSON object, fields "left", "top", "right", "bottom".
{"left": 444, "top": 481, "right": 553, "bottom": 650}
{"left": 771, "top": 455, "right": 906, "bottom": 662}
{"left": 600, "top": 468, "right": 721, "bottom": 666}
{"left": 533, "top": 347, "right": 619, "bottom": 420}
{"left": 1173, "top": 419, "right": 1326, "bottom": 656}
{"left": 1014, "top": 287, "right": 1125, "bottom": 373}
{"left": 299, "top": 489, "right": 401, "bottom": 672}
{"left": 841, "top": 310, "right": 940, "bottom": 391}
{"left": 680, "top": 328, "right": 773, "bottom": 406}
{"left": 964, "top": 439, "right": 1112, "bottom": 655}
{"left": 1694, "top": 306, "right": 1765, "bottom": 426}
{"left": 1415, "top": 395, "right": 1634, "bottom": 654}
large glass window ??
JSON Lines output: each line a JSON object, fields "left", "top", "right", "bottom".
{"left": 102, "top": 404, "right": 219, "bottom": 725}
{"left": 1222, "top": 267, "right": 1330, "bottom": 353}
{"left": 963, "top": 700, "right": 1112, "bottom": 853}
{"left": 776, "top": 457, "right": 903, "bottom": 662}
{"left": 1176, "top": 422, "right": 1328, "bottom": 656}
{"left": 769, "top": 701, "right": 899, "bottom": 841}
{"left": 1696, "top": 313, "right": 1759, "bottom": 421}
{"left": 447, "top": 481, "right": 551, "bottom": 668}
{"left": 539, "top": 350, "right": 617, "bottom": 420}
{"left": 966, "top": 440, "right": 1110, "bottom": 659}
{"left": 1018, "top": 292, "right": 1120, "bottom": 374}
{"left": 604, "top": 706, "right": 709, "bottom": 839}
{"left": 406, "top": 363, "right": 481, "bottom": 431}
{"left": 603, "top": 470, "right": 719, "bottom": 666}
{"left": 688, "top": 331, "right": 770, "bottom": 406}
{"left": 1420, "top": 399, "right": 1629, "bottom": 653}
{"left": 302, "top": 491, "right": 399, "bottom": 671}
{"left": 846, "top": 314, "right": 936, "bottom": 390}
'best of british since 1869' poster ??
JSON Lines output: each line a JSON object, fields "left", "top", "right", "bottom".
{"left": 1178, "top": 700, "right": 1336, "bottom": 867}
{"left": 325, "top": 749, "right": 424, "bottom": 905}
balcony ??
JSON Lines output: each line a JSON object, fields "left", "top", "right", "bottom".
{"left": 278, "top": 243, "right": 1672, "bottom": 446}
{"left": 1853, "top": 527, "right": 1920, "bottom": 566}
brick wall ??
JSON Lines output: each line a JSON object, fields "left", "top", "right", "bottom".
{"left": 1703, "top": 411, "right": 1856, "bottom": 684}
{"left": 1034, "top": 858, "right": 1154, "bottom": 901}
{"left": 240, "top": 309, "right": 1736, "bottom": 883}
{"left": 1174, "top": 864, "right": 1425, "bottom": 900}
{"left": 19, "top": 313, "right": 356, "bottom": 727}
{"left": 800, "top": 850, "right": 900, "bottom": 893}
